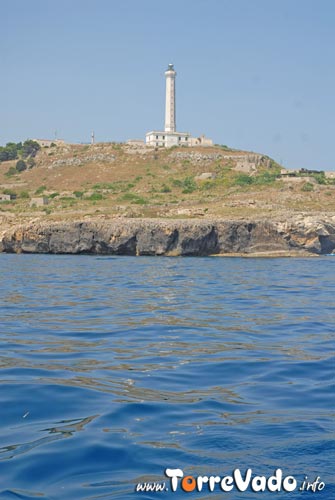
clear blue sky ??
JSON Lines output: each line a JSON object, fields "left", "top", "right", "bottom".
{"left": 2, "top": 0, "right": 334, "bottom": 170}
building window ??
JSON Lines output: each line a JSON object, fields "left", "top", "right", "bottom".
{"left": 163, "top": 136, "right": 165, "bottom": 139}
{"left": 156, "top": 135, "right": 159, "bottom": 139}
{"left": 156, "top": 142, "right": 158, "bottom": 146}
{"left": 185, "top": 137, "right": 188, "bottom": 141}
{"left": 178, "top": 137, "right": 181, "bottom": 141}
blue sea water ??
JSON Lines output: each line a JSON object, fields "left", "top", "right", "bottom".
{"left": 0, "top": 255, "right": 334, "bottom": 499}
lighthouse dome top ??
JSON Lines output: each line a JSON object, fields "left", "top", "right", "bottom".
{"left": 167, "top": 63, "right": 175, "bottom": 71}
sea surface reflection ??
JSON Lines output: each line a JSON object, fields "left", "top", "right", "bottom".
{"left": 0, "top": 255, "right": 334, "bottom": 499}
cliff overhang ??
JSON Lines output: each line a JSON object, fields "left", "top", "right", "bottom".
{"left": 1, "top": 217, "right": 335, "bottom": 256}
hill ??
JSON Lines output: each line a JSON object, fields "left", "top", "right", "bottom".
{"left": 0, "top": 142, "right": 334, "bottom": 233}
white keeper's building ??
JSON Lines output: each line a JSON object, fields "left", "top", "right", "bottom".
{"left": 145, "top": 64, "right": 213, "bottom": 148}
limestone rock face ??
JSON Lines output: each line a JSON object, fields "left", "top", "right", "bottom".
{"left": 2, "top": 217, "right": 335, "bottom": 256}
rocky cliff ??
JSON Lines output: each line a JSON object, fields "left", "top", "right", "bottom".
{"left": 1, "top": 216, "right": 335, "bottom": 256}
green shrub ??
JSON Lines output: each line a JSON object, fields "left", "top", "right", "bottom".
{"left": 171, "top": 176, "right": 196, "bottom": 193}
{"left": 132, "top": 197, "right": 147, "bottom": 205}
{"left": 160, "top": 184, "right": 171, "bottom": 193}
{"left": 302, "top": 182, "right": 314, "bottom": 192}
{"left": 312, "top": 172, "right": 326, "bottom": 185}
{"left": 171, "top": 178, "right": 183, "bottom": 187}
{"left": 182, "top": 176, "right": 196, "bottom": 193}
{"left": 21, "top": 140, "right": 40, "bottom": 159}
{"left": 49, "top": 192, "right": 59, "bottom": 199}
{"left": 27, "top": 157, "right": 35, "bottom": 169}
{"left": 35, "top": 185, "right": 47, "bottom": 194}
{"left": 253, "top": 171, "right": 279, "bottom": 185}
{"left": 200, "top": 180, "right": 216, "bottom": 190}
{"left": 233, "top": 171, "right": 279, "bottom": 187}
{"left": 0, "top": 142, "right": 21, "bottom": 161}
{"left": 73, "top": 191, "right": 84, "bottom": 198}
{"left": 3, "top": 189, "right": 16, "bottom": 196}
{"left": 5, "top": 167, "right": 17, "bottom": 177}
{"left": 120, "top": 192, "right": 147, "bottom": 204}
{"left": 0, "top": 150, "right": 9, "bottom": 162}
{"left": 121, "top": 192, "right": 137, "bottom": 201}
{"left": 92, "top": 181, "right": 134, "bottom": 193}
{"left": 19, "top": 191, "right": 30, "bottom": 199}
{"left": 233, "top": 174, "right": 253, "bottom": 186}
{"left": 93, "top": 182, "right": 112, "bottom": 190}
{"left": 16, "top": 159, "right": 27, "bottom": 172}
{"left": 87, "top": 192, "right": 104, "bottom": 201}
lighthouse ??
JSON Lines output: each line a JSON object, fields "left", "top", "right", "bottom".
{"left": 164, "top": 64, "right": 176, "bottom": 133}
{"left": 145, "top": 64, "right": 213, "bottom": 148}
{"left": 145, "top": 63, "right": 189, "bottom": 147}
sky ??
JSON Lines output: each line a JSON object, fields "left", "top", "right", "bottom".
{"left": 2, "top": 0, "right": 335, "bottom": 170}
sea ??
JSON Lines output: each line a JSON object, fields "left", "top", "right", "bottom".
{"left": 0, "top": 255, "right": 334, "bottom": 499}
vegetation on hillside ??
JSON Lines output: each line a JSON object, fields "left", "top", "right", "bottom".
{"left": 0, "top": 140, "right": 40, "bottom": 162}
{"left": 0, "top": 141, "right": 334, "bottom": 220}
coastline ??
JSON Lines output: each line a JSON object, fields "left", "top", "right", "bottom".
{"left": 1, "top": 215, "right": 335, "bottom": 256}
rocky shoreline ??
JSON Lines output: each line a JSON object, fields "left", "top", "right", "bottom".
{"left": 1, "top": 216, "right": 335, "bottom": 256}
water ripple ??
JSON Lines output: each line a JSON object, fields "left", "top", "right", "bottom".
{"left": 0, "top": 255, "right": 334, "bottom": 499}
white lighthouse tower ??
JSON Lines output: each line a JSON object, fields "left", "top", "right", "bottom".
{"left": 145, "top": 64, "right": 213, "bottom": 148}
{"left": 164, "top": 64, "right": 176, "bottom": 133}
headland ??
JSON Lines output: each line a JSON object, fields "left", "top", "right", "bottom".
{"left": 0, "top": 142, "right": 334, "bottom": 256}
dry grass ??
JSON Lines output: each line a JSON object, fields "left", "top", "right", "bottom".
{"left": 0, "top": 143, "right": 334, "bottom": 229}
